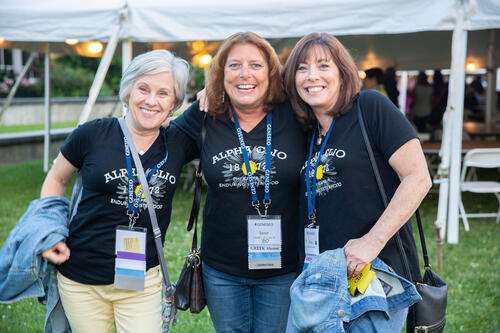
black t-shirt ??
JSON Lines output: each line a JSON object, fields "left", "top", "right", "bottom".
{"left": 172, "top": 101, "right": 307, "bottom": 278}
{"left": 58, "top": 118, "right": 196, "bottom": 285}
{"left": 298, "top": 90, "right": 421, "bottom": 280}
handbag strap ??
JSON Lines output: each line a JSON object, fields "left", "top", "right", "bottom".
{"left": 68, "top": 172, "right": 82, "bottom": 219}
{"left": 356, "top": 103, "right": 429, "bottom": 282}
{"left": 187, "top": 114, "right": 207, "bottom": 251}
{"left": 118, "top": 117, "right": 175, "bottom": 296}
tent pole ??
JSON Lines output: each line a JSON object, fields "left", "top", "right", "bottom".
{"left": 434, "top": 108, "right": 453, "bottom": 269}
{"left": 121, "top": 40, "right": 132, "bottom": 116}
{"left": 78, "top": 22, "right": 122, "bottom": 125}
{"left": 486, "top": 30, "right": 496, "bottom": 128}
{"left": 43, "top": 44, "right": 51, "bottom": 173}
{"left": 0, "top": 52, "right": 37, "bottom": 121}
{"left": 447, "top": 2, "right": 467, "bottom": 244}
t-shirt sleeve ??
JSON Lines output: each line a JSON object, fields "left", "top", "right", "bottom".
{"left": 165, "top": 124, "right": 199, "bottom": 163}
{"left": 60, "top": 121, "right": 95, "bottom": 169}
{"left": 171, "top": 101, "right": 204, "bottom": 141}
{"left": 360, "top": 90, "right": 418, "bottom": 160}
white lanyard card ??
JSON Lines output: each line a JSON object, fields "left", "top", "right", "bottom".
{"left": 247, "top": 215, "right": 282, "bottom": 270}
{"left": 303, "top": 226, "right": 320, "bottom": 270}
{"left": 114, "top": 226, "right": 147, "bottom": 291}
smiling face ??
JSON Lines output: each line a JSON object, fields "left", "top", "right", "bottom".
{"left": 294, "top": 45, "right": 340, "bottom": 115}
{"left": 126, "top": 71, "right": 175, "bottom": 133}
{"left": 223, "top": 43, "right": 270, "bottom": 114}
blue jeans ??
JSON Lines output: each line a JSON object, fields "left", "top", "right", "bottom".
{"left": 202, "top": 261, "right": 296, "bottom": 333}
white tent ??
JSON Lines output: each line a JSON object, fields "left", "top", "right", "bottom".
{"left": 1, "top": 0, "right": 500, "bottom": 244}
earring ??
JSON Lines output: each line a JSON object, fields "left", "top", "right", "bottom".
{"left": 222, "top": 92, "right": 225, "bottom": 104}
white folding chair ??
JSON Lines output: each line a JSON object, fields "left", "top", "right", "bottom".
{"left": 459, "top": 148, "right": 500, "bottom": 231}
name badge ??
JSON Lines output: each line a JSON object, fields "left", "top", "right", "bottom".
{"left": 114, "top": 226, "right": 147, "bottom": 291}
{"left": 303, "top": 226, "right": 319, "bottom": 270}
{"left": 247, "top": 215, "right": 282, "bottom": 270}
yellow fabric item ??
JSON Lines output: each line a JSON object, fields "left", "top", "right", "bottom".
{"left": 57, "top": 266, "right": 162, "bottom": 333}
{"left": 376, "top": 84, "right": 389, "bottom": 98}
{"left": 348, "top": 263, "right": 376, "bottom": 296}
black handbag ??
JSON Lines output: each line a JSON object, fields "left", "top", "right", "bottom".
{"left": 408, "top": 211, "right": 448, "bottom": 332}
{"left": 174, "top": 114, "right": 207, "bottom": 313}
{"left": 357, "top": 104, "right": 448, "bottom": 333}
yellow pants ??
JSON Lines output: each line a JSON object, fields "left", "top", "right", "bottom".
{"left": 57, "top": 266, "right": 162, "bottom": 333}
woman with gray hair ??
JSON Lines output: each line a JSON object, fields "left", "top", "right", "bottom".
{"left": 40, "top": 49, "right": 196, "bottom": 332}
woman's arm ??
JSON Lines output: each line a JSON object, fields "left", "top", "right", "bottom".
{"left": 344, "top": 138, "right": 432, "bottom": 276}
{"left": 40, "top": 152, "right": 77, "bottom": 264}
{"left": 40, "top": 152, "right": 78, "bottom": 198}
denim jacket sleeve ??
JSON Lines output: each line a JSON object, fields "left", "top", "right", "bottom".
{"left": 0, "top": 196, "right": 70, "bottom": 303}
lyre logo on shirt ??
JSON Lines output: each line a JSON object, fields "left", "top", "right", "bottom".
{"left": 301, "top": 147, "right": 346, "bottom": 196}
{"left": 212, "top": 145, "right": 286, "bottom": 189}
{"left": 104, "top": 168, "right": 176, "bottom": 210}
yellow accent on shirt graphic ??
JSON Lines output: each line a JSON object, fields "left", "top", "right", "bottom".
{"left": 242, "top": 161, "right": 258, "bottom": 175}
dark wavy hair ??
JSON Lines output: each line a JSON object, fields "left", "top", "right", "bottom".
{"left": 283, "top": 33, "right": 360, "bottom": 129}
{"left": 206, "top": 32, "right": 285, "bottom": 117}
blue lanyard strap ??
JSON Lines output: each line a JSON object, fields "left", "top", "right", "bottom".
{"left": 232, "top": 109, "right": 272, "bottom": 216}
{"left": 123, "top": 127, "right": 168, "bottom": 227}
{"left": 305, "top": 118, "right": 336, "bottom": 226}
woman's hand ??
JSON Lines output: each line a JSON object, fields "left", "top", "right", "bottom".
{"left": 344, "top": 233, "right": 384, "bottom": 277}
{"left": 162, "top": 116, "right": 177, "bottom": 128}
{"left": 42, "top": 241, "right": 70, "bottom": 265}
{"left": 197, "top": 88, "right": 209, "bottom": 112}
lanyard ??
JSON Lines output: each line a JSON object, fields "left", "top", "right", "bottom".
{"left": 305, "top": 118, "right": 336, "bottom": 226}
{"left": 123, "top": 126, "right": 168, "bottom": 227}
{"left": 232, "top": 109, "right": 272, "bottom": 216}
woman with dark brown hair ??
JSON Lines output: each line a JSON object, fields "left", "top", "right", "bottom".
{"left": 283, "top": 33, "right": 431, "bottom": 332}
{"left": 172, "top": 32, "right": 306, "bottom": 333}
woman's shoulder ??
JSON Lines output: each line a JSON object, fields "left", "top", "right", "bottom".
{"left": 69, "top": 117, "right": 118, "bottom": 139}
{"left": 358, "top": 90, "right": 388, "bottom": 104}
{"left": 77, "top": 117, "right": 117, "bottom": 130}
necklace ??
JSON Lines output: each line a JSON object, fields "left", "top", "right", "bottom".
{"left": 316, "top": 122, "right": 323, "bottom": 146}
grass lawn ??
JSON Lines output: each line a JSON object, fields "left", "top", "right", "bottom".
{"left": 0, "top": 122, "right": 78, "bottom": 134}
{"left": 0, "top": 160, "right": 499, "bottom": 332}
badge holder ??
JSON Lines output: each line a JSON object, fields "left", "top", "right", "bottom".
{"left": 247, "top": 214, "right": 282, "bottom": 270}
{"left": 303, "top": 221, "right": 319, "bottom": 271}
{"left": 114, "top": 225, "right": 147, "bottom": 291}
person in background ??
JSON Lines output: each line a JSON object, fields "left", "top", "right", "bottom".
{"left": 283, "top": 32, "right": 431, "bottom": 332}
{"left": 40, "top": 50, "right": 195, "bottom": 332}
{"left": 429, "top": 70, "right": 448, "bottom": 131}
{"left": 363, "top": 67, "right": 389, "bottom": 98}
{"left": 172, "top": 32, "right": 306, "bottom": 333}
{"left": 384, "top": 66, "right": 399, "bottom": 107}
{"left": 411, "top": 71, "right": 433, "bottom": 133}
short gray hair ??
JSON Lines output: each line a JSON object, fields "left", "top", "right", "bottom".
{"left": 119, "top": 50, "right": 190, "bottom": 111}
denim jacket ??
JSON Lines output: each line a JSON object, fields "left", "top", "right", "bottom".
{"left": 288, "top": 249, "right": 421, "bottom": 333}
{"left": 0, "top": 196, "right": 72, "bottom": 333}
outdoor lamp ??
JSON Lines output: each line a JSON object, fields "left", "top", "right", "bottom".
{"left": 88, "top": 42, "right": 103, "bottom": 55}
{"left": 200, "top": 54, "right": 212, "bottom": 66}
{"left": 466, "top": 62, "right": 477, "bottom": 72}
{"left": 65, "top": 39, "right": 79, "bottom": 45}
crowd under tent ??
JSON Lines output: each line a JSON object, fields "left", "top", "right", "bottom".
{"left": 1, "top": 0, "right": 500, "bottom": 250}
